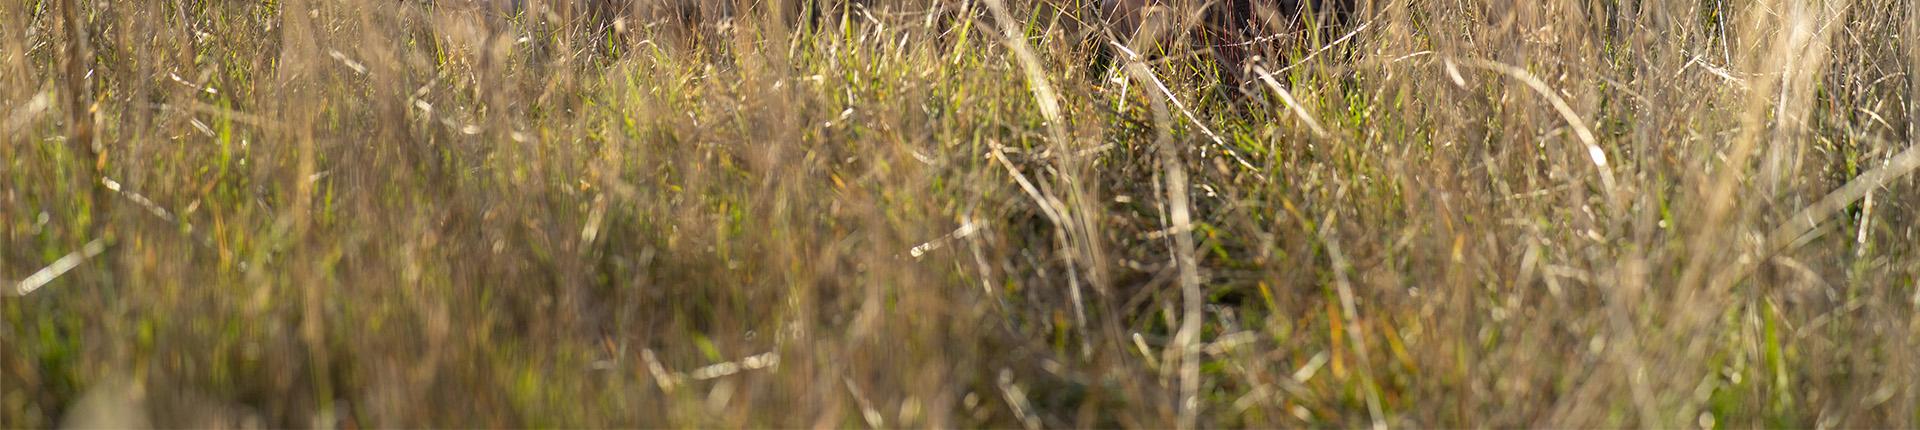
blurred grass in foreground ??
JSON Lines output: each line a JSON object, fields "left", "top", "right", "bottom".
{"left": 4, "top": 0, "right": 1920, "bottom": 427}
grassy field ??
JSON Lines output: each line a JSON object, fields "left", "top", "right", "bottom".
{"left": 4, "top": 0, "right": 1919, "bottom": 427}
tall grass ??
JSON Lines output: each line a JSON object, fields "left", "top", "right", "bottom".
{"left": 4, "top": 0, "right": 1918, "bottom": 427}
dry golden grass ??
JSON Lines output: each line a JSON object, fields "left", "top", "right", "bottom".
{"left": 3, "top": 0, "right": 1918, "bottom": 427}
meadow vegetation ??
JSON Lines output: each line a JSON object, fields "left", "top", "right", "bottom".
{"left": 3, "top": 0, "right": 1919, "bottom": 427}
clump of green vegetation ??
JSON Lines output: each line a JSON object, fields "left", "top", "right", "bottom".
{"left": 4, "top": 0, "right": 1918, "bottom": 427}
